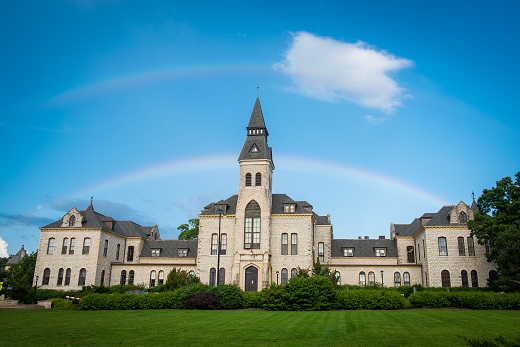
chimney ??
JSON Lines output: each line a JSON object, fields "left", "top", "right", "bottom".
{"left": 379, "top": 236, "right": 385, "bottom": 239}
{"left": 364, "top": 236, "right": 369, "bottom": 240}
{"left": 358, "top": 236, "right": 362, "bottom": 240}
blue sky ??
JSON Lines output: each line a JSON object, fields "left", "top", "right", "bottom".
{"left": 1, "top": 1, "right": 519, "bottom": 257}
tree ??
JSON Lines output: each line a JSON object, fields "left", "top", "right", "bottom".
{"left": 468, "top": 171, "right": 520, "bottom": 292}
{"left": 0, "top": 256, "right": 11, "bottom": 282}
{"left": 3, "top": 251, "right": 37, "bottom": 302}
{"left": 312, "top": 259, "right": 339, "bottom": 288}
{"left": 165, "top": 268, "right": 201, "bottom": 290}
{"left": 177, "top": 218, "right": 199, "bottom": 240}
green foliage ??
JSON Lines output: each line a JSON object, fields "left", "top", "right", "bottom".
{"left": 409, "top": 291, "right": 451, "bottom": 308}
{"left": 312, "top": 259, "right": 339, "bottom": 288}
{"left": 468, "top": 171, "right": 520, "bottom": 292}
{"left": 185, "top": 292, "right": 220, "bottom": 309}
{"left": 177, "top": 218, "right": 199, "bottom": 240}
{"left": 409, "top": 290, "right": 520, "bottom": 309}
{"left": 108, "top": 284, "right": 144, "bottom": 294}
{"left": 462, "top": 335, "right": 520, "bottom": 347}
{"left": 165, "top": 268, "right": 201, "bottom": 290}
{"left": 264, "top": 276, "right": 337, "bottom": 311}
{"left": 3, "top": 251, "right": 37, "bottom": 303}
{"left": 172, "top": 283, "right": 211, "bottom": 309}
{"left": 0, "top": 256, "right": 10, "bottom": 283}
{"left": 242, "top": 290, "right": 265, "bottom": 308}
{"left": 210, "top": 284, "right": 243, "bottom": 309}
{"left": 148, "top": 284, "right": 168, "bottom": 293}
{"left": 51, "top": 298, "right": 78, "bottom": 310}
{"left": 336, "top": 288, "right": 405, "bottom": 309}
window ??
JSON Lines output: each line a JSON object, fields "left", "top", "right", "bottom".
{"left": 220, "top": 234, "right": 227, "bottom": 255}
{"left": 150, "top": 270, "right": 156, "bottom": 287}
{"left": 103, "top": 240, "right": 108, "bottom": 257}
{"left": 485, "top": 239, "right": 491, "bottom": 254}
{"left": 394, "top": 272, "right": 401, "bottom": 287}
{"left": 78, "top": 268, "right": 87, "bottom": 286}
{"left": 218, "top": 268, "right": 225, "bottom": 285}
{"left": 467, "top": 237, "right": 475, "bottom": 256}
{"left": 459, "top": 211, "right": 467, "bottom": 224}
{"left": 418, "top": 244, "right": 421, "bottom": 261}
{"left": 458, "top": 237, "right": 466, "bottom": 256}
{"left": 438, "top": 237, "right": 448, "bottom": 256}
{"left": 151, "top": 249, "right": 161, "bottom": 257}
{"left": 57, "top": 268, "right": 64, "bottom": 286}
{"left": 121, "top": 270, "right": 127, "bottom": 285}
{"left": 158, "top": 270, "right": 165, "bottom": 285}
{"left": 291, "top": 268, "right": 298, "bottom": 279}
{"left": 43, "top": 268, "right": 50, "bottom": 285}
{"left": 368, "top": 271, "right": 375, "bottom": 285}
{"left": 281, "top": 268, "right": 288, "bottom": 285}
{"left": 461, "top": 270, "right": 469, "bottom": 287}
{"left": 209, "top": 268, "right": 216, "bottom": 286}
{"left": 68, "top": 215, "right": 75, "bottom": 227}
{"left": 283, "top": 204, "right": 295, "bottom": 213}
{"left": 178, "top": 249, "right": 188, "bottom": 257}
{"left": 82, "top": 238, "right": 91, "bottom": 255}
{"left": 441, "top": 270, "right": 451, "bottom": 287}
{"left": 62, "top": 238, "right": 69, "bottom": 254}
{"left": 343, "top": 248, "right": 354, "bottom": 257}
{"left": 65, "top": 268, "right": 71, "bottom": 285}
{"left": 244, "top": 201, "right": 260, "bottom": 249}
{"left": 359, "top": 272, "right": 366, "bottom": 286}
{"left": 255, "top": 172, "right": 261, "bottom": 186}
{"left": 245, "top": 173, "right": 252, "bottom": 186}
{"left": 100, "top": 270, "right": 105, "bottom": 286}
{"left": 281, "top": 233, "right": 288, "bottom": 255}
{"left": 423, "top": 239, "right": 426, "bottom": 258}
{"left": 471, "top": 270, "right": 478, "bottom": 287}
{"left": 403, "top": 272, "right": 410, "bottom": 286}
{"left": 291, "top": 233, "right": 298, "bottom": 255}
{"left": 128, "top": 271, "right": 135, "bottom": 285}
{"left": 47, "top": 238, "right": 55, "bottom": 255}
{"left": 407, "top": 246, "right": 415, "bottom": 263}
{"left": 127, "top": 246, "right": 134, "bottom": 261}
{"left": 211, "top": 233, "right": 218, "bottom": 255}
{"left": 116, "top": 244, "right": 120, "bottom": 260}
{"left": 69, "top": 238, "right": 76, "bottom": 255}
{"left": 375, "top": 248, "right": 386, "bottom": 257}
{"left": 318, "top": 242, "right": 324, "bottom": 263}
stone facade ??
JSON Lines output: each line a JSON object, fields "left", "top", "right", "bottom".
{"left": 33, "top": 98, "right": 496, "bottom": 292}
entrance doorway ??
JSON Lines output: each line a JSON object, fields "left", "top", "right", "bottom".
{"left": 245, "top": 266, "right": 258, "bottom": 292}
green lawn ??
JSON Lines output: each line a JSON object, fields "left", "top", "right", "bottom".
{"left": 1, "top": 309, "right": 519, "bottom": 346}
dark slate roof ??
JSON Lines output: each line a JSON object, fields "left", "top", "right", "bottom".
{"left": 393, "top": 205, "right": 457, "bottom": 237}
{"left": 140, "top": 240, "right": 198, "bottom": 258}
{"left": 331, "top": 239, "right": 398, "bottom": 258}
{"left": 426, "top": 205, "right": 455, "bottom": 226}
{"left": 41, "top": 204, "right": 154, "bottom": 239}
{"left": 314, "top": 213, "right": 330, "bottom": 225}
{"left": 238, "top": 98, "right": 273, "bottom": 163}
{"left": 247, "top": 98, "right": 268, "bottom": 130}
{"left": 394, "top": 218, "right": 422, "bottom": 237}
{"left": 5, "top": 245, "right": 27, "bottom": 266}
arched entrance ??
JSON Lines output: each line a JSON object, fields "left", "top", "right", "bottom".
{"left": 245, "top": 266, "right": 258, "bottom": 292}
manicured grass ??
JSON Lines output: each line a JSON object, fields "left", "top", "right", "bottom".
{"left": 1, "top": 309, "right": 520, "bottom": 346}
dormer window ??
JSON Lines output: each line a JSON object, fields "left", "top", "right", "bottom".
{"left": 215, "top": 205, "right": 227, "bottom": 214}
{"left": 375, "top": 248, "right": 386, "bottom": 257}
{"left": 343, "top": 248, "right": 354, "bottom": 257}
{"left": 68, "top": 215, "right": 75, "bottom": 227}
{"left": 459, "top": 211, "right": 467, "bottom": 224}
{"left": 283, "top": 204, "right": 296, "bottom": 213}
{"left": 151, "top": 249, "right": 161, "bottom": 257}
{"left": 178, "top": 248, "right": 188, "bottom": 257}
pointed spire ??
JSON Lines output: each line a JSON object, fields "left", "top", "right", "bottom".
{"left": 247, "top": 98, "right": 268, "bottom": 132}
{"left": 238, "top": 98, "right": 273, "bottom": 165}
{"left": 87, "top": 197, "right": 94, "bottom": 212}
{"left": 471, "top": 191, "right": 479, "bottom": 212}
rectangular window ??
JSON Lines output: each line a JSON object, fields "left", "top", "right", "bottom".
{"left": 82, "top": 238, "right": 90, "bottom": 255}
{"left": 127, "top": 246, "right": 134, "bottom": 261}
{"left": 47, "top": 238, "right": 55, "bottom": 255}
{"left": 438, "top": 237, "right": 448, "bottom": 256}
{"left": 178, "top": 249, "right": 188, "bottom": 257}
{"left": 151, "top": 249, "right": 161, "bottom": 257}
{"left": 116, "top": 244, "right": 120, "bottom": 260}
{"left": 252, "top": 218, "right": 260, "bottom": 249}
{"left": 318, "top": 242, "right": 324, "bottom": 263}
{"left": 291, "top": 233, "right": 298, "bottom": 255}
{"left": 418, "top": 244, "right": 421, "bottom": 261}
{"left": 485, "top": 239, "right": 491, "bottom": 254}
{"left": 467, "top": 237, "right": 476, "bottom": 256}
{"left": 211, "top": 233, "right": 218, "bottom": 255}
{"left": 343, "top": 248, "right": 354, "bottom": 257}
{"left": 283, "top": 204, "right": 295, "bottom": 213}
{"left": 57, "top": 268, "right": 64, "bottom": 286}
{"left": 458, "top": 237, "right": 466, "bottom": 256}
{"left": 281, "top": 233, "right": 288, "bottom": 255}
{"left": 62, "top": 238, "right": 69, "bottom": 255}
{"left": 244, "top": 218, "right": 252, "bottom": 249}
{"left": 423, "top": 239, "right": 426, "bottom": 258}
{"left": 220, "top": 234, "right": 227, "bottom": 255}
{"left": 407, "top": 246, "right": 415, "bottom": 263}
{"left": 69, "top": 238, "right": 76, "bottom": 255}
{"left": 375, "top": 248, "right": 386, "bottom": 257}
{"left": 65, "top": 269, "right": 71, "bottom": 285}
{"left": 103, "top": 240, "right": 108, "bottom": 257}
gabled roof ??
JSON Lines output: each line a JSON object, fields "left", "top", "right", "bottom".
{"left": 393, "top": 205, "right": 461, "bottom": 237}
{"left": 5, "top": 245, "right": 27, "bottom": 266}
{"left": 331, "top": 239, "right": 398, "bottom": 258}
{"left": 140, "top": 240, "right": 198, "bottom": 258}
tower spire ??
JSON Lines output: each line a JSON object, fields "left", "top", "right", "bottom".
{"left": 238, "top": 98, "right": 273, "bottom": 167}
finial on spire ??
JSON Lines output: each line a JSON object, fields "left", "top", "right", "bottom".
{"left": 471, "top": 191, "right": 475, "bottom": 201}
{"left": 90, "top": 196, "right": 94, "bottom": 204}
{"left": 257, "top": 86, "right": 259, "bottom": 98}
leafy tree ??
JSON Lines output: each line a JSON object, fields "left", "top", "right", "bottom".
{"left": 4, "top": 251, "right": 37, "bottom": 302}
{"left": 468, "top": 172, "right": 520, "bottom": 292}
{"left": 177, "top": 218, "right": 199, "bottom": 240}
{"left": 165, "top": 268, "right": 201, "bottom": 290}
{"left": 0, "top": 256, "right": 11, "bottom": 283}
{"left": 312, "top": 259, "right": 339, "bottom": 288}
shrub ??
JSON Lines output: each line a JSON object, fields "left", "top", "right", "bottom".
{"left": 166, "top": 268, "right": 201, "bottom": 290}
{"left": 336, "top": 289, "right": 404, "bottom": 310}
{"left": 185, "top": 292, "right": 220, "bottom": 310}
{"left": 242, "top": 291, "right": 265, "bottom": 309}
{"left": 211, "top": 285, "right": 243, "bottom": 309}
{"left": 172, "top": 283, "right": 210, "bottom": 309}
{"left": 409, "top": 291, "right": 450, "bottom": 308}
{"left": 51, "top": 298, "right": 78, "bottom": 310}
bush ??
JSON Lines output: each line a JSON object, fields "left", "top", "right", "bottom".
{"left": 242, "top": 291, "right": 265, "bottom": 309}
{"left": 51, "top": 298, "right": 78, "bottom": 310}
{"left": 172, "top": 283, "right": 211, "bottom": 309}
{"left": 336, "top": 289, "right": 404, "bottom": 310}
{"left": 166, "top": 268, "right": 201, "bottom": 290}
{"left": 409, "top": 291, "right": 450, "bottom": 308}
{"left": 185, "top": 292, "right": 220, "bottom": 310}
{"left": 210, "top": 285, "right": 243, "bottom": 309}
{"left": 409, "top": 290, "right": 520, "bottom": 309}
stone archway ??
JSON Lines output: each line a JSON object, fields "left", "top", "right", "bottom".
{"left": 245, "top": 266, "right": 258, "bottom": 292}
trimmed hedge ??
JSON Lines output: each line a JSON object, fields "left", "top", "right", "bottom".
{"left": 336, "top": 289, "right": 405, "bottom": 310}
{"left": 210, "top": 285, "right": 244, "bottom": 309}
{"left": 409, "top": 291, "right": 520, "bottom": 309}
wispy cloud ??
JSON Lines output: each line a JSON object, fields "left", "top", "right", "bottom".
{"left": 0, "top": 236, "right": 8, "bottom": 257}
{"left": 0, "top": 212, "right": 55, "bottom": 227}
{"left": 275, "top": 32, "right": 413, "bottom": 113}
{"left": 364, "top": 115, "right": 389, "bottom": 125}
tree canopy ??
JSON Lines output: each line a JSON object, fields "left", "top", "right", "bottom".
{"left": 2, "top": 251, "right": 37, "bottom": 302}
{"left": 468, "top": 171, "right": 520, "bottom": 292}
{"left": 177, "top": 218, "right": 199, "bottom": 240}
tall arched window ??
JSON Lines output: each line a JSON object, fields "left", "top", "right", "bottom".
{"left": 62, "top": 238, "right": 69, "bottom": 254}
{"left": 255, "top": 172, "right": 262, "bottom": 186}
{"left": 78, "top": 268, "right": 87, "bottom": 286}
{"left": 245, "top": 173, "right": 252, "bottom": 186}
{"left": 42, "top": 268, "right": 51, "bottom": 285}
{"left": 100, "top": 270, "right": 105, "bottom": 286}
{"left": 129, "top": 270, "right": 135, "bottom": 285}
{"left": 461, "top": 270, "right": 469, "bottom": 286}
{"left": 158, "top": 270, "right": 165, "bottom": 285}
{"left": 291, "top": 268, "right": 298, "bottom": 279}
{"left": 441, "top": 270, "right": 450, "bottom": 287}
{"left": 82, "top": 238, "right": 91, "bottom": 255}
{"left": 219, "top": 268, "right": 225, "bottom": 285}
{"left": 394, "top": 272, "right": 401, "bottom": 287}
{"left": 150, "top": 270, "right": 156, "bottom": 287}
{"left": 368, "top": 271, "right": 375, "bottom": 285}
{"left": 209, "top": 268, "right": 216, "bottom": 286}
{"left": 116, "top": 244, "right": 120, "bottom": 260}
{"left": 65, "top": 268, "right": 71, "bottom": 285}
{"left": 459, "top": 211, "right": 467, "bottom": 224}
{"left": 68, "top": 215, "right": 76, "bottom": 227}
{"left": 221, "top": 234, "right": 227, "bottom": 255}
{"left": 438, "top": 237, "right": 448, "bottom": 256}
{"left": 103, "top": 240, "right": 108, "bottom": 257}
{"left": 69, "top": 238, "right": 76, "bottom": 255}
{"left": 403, "top": 272, "right": 410, "bottom": 286}
{"left": 127, "top": 246, "right": 134, "bottom": 261}
{"left": 57, "top": 268, "right": 64, "bottom": 286}
{"left": 281, "top": 268, "right": 288, "bottom": 285}
{"left": 120, "top": 270, "right": 127, "bottom": 285}
{"left": 244, "top": 201, "right": 261, "bottom": 249}
{"left": 47, "top": 238, "right": 55, "bottom": 255}
{"left": 471, "top": 270, "right": 478, "bottom": 287}
{"left": 359, "top": 272, "right": 366, "bottom": 286}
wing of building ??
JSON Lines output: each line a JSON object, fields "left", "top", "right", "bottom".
{"left": 33, "top": 98, "right": 496, "bottom": 290}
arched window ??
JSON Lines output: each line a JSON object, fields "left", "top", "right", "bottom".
{"left": 211, "top": 234, "right": 218, "bottom": 255}
{"left": 100, "top": 270, "right": 105, "bottom": 286}
{"left": 359, "top": 272, "right": 366, "bottom": 286}
{"left": 244, "top": 200, "right": 261, "bottom": 249}
{"left": 441, "top": 270, "right": 450, "bottom": 287}
{"left": 158, "top": 270, "right": 165, "bottom": 285}
{"left": 129, "top": 270, "right": 135, "bottom": 285}
{"left": 255, "top": 172, "right": 262, "bottom": 186}
{"left": 62, "top": 238, "right": 69, "bottom": 254}
{"left": 459, "top": 211, "right": 467, "bottom": 224}
{"left": 281, "top": 233, "right": 288, "bottom": 255}
{"left": 281, "top": 268, "right": 288, "bottom": 285}
{"left": 57, "top": 268, "right": 64, "bottom": 286}
{"left": 220, "top": 234, "right": 227, "bottom": 255}
{"left": 368, "top": 271, "right": 375, "bottom": 285}
{"left": 209, "top": 268, "right": 216, "bottom": 286}
{"left": 458, "top": 237, "right": 466, "bottom": 256}
{"left": 291, "top": 268, "right": 298, "bottom": 279}
{"left": 245, "top": 173, "right": 252, "bottom": 186}
{"left": 407, "top": 246, "right": 415, "bottom": 263}
{"left": 438, "top": 237, "right": 448, "bottom": 256}
{"left": 471, "top": 270, "right": 478, "bottom": 287}
{"left": 467, "top": 237, "right": 476, "bottom": 256}
{"left": 120, "top": 270, "right": 127, "bottom": 285}
{"left": 318, "top": 242, "right": 324, "bottom": 263}
{"left": 78, "top": 268, "right": 87, "bottom": 286}
{"left": 150, "top": 270, "right": 156, "bottom": 287}
{"left": 65, "top": 268, "right": 71, "bottom": 285}
{"left": 82, "top": 238, "right": 91, "bottom": 255}
{"left": 69, "top": 238, "right": 76, "bottom": 255}
{"left": 394, "top": 272, "right": 401, "bottom": 287}
{"left": 219, "top": 268, "right": 225, "bottom": 285}
{"left": 291, "top": 233, "right": 298, "bottom": 255}
{"left": 403, "top": 272, "right": 410, "bottom": 286}
{"left": 461, "top": 270, "right": 469, "bottom": 287}
{"left": 42, "top": 268, "right": 51, "bottom": 285}
{"left": 47, "top": 238, "right": 55, "bottom": 255}
{"left": 68, "top": 215, "right": 75, "bottom": 227}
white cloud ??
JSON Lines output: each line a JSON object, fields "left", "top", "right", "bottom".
{"left": 275, "top": 32, "right": 413, "bottom": 113}
{"left": 364, "top": 115, "right": 389, "bottom": 125}
{"left": 0, "top": 236, "right": 8, "bottom": 257}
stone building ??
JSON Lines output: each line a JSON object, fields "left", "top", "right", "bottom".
{"left": 33, "top": 98, "right": 496, "bottom": 291}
